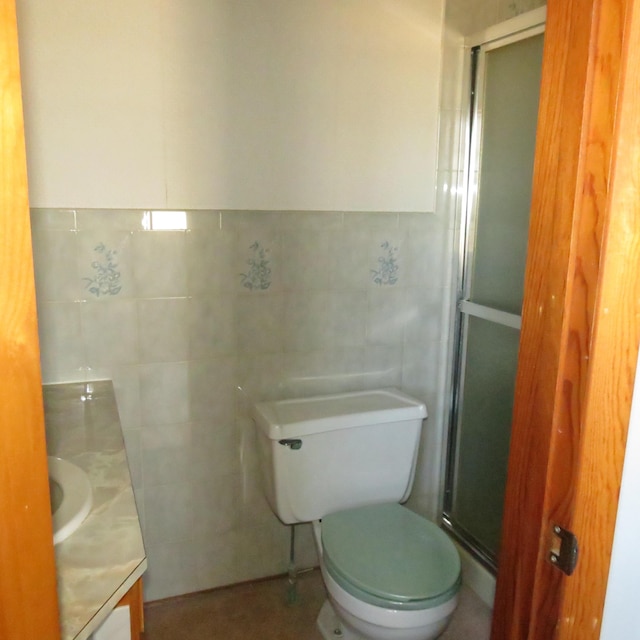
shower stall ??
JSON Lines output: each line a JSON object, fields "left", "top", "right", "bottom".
{"left": 443, "top": 15, "right": 545, "bottom": 570}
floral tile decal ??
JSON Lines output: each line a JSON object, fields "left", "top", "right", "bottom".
{"left": 371, "top": 241, "right": 399, "bottom": 286}
{"left": 240, "top": 241, "right": 272, "bottom": 290}
{"left": 83, "top": 242, "right": 122, "bottom": 297}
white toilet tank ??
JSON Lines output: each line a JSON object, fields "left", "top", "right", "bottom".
{"left": 251, "top": 389, "right": 427, "bottom": 524}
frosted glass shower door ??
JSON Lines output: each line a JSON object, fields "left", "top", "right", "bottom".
{"left": 445, "top": 30, "right": 544, "bottom": 566}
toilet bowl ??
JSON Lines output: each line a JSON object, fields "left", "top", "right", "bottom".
{"left": 251, "top": 389, "right": 461, "bottom": 640}
{"left": 320, "top": 569, "right": 458, "bottom": 640}
{"left": 312, "top": 504, "right": 460, "bottom": 640}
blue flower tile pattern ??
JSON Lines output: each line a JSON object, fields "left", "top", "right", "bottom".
{"left": 240, "top": 241, "right": 272, "bottom": 290}
{"left": 83, "top": 242, "right": 122, "bottom": 297}
{"left": 372, "top": 241, "right": 399, "bottom": 286}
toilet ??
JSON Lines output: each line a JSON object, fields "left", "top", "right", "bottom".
{"left": 252, "top": 388, "right": 461, "bottom": 640}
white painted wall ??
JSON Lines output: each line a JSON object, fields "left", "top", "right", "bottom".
{"left": 16, "top": 0, "right": 443, "bottom": 212}
{"left": 600, "top": 351, "right": 640, "bottom": 639}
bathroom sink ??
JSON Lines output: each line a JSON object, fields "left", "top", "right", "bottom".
{"left": 48, "top": 456, "right": 93, "bottom": 545}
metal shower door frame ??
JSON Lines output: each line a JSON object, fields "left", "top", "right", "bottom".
{"left": 442, "top": 12, "right": 546, "bottom": 572}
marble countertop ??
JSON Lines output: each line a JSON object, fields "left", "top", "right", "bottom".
{"left": 44, "top": 380, "right": 147, "bottom": 640}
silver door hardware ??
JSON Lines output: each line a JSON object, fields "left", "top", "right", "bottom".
{"left": 549, "top": 524, "right": 579, "bottom": 576}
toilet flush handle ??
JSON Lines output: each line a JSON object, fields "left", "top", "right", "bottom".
{"left": 279, "top": 438, "right": 303, "bottom": 450}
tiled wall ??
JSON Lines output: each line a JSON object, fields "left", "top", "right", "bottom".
{"left": 32, "top": 208, "right": 449, "bottom": 601}
{"left": 446, "top": 0, "right": 545, "bottom": 35}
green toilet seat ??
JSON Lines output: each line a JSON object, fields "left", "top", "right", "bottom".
{"left": 322, "top": 503, "right": 461, "bottom": 611}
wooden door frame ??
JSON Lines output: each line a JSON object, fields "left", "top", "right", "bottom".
{"left": 0, "top": 1, "right": 60, "bottom": 638}
{"left": 492, "top": 0, "right": 640, "bottom": 637}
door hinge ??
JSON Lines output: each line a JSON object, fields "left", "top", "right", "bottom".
{"left": 549, "top": 524, "right": 579, "bottom": 576}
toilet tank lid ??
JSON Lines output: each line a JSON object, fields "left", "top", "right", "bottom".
{"left": 252, "top": 388, "right": 427, "bottom": 440}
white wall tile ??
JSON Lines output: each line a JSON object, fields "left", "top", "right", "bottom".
{"left": 401, "top": 343, "right": 443, "bottom": 404}
{"left": 30, "top": 208, "right": 77, "bottom": 230}
{"left": 81, "top": 300, "right": 140, "bottom": 366}
{"left": 121, "top": 428, "right": 143, "bottom": 492}
{"left": 496, "top": 0, "right": 546, "bottom": 23}
{"left": 403, "top": 287, "right": 445, "bottom": 345}
{"left": 222, "top": 211, "right": 283, "bottom": 233}
{"left": 190, "top": 422, "right": 242, "bottom": 480}
{"left": 188, "top": 357, "right": 237, "bottom": 423}
{"left": 366, "top": 289, "right": 407, "bottom": 346}
{"left": 327, "top": 228, "right": 371, "bottom": 290}
{"left": 446, "top": 0, "right": 499, "bottom": 36}
{"left": 361, "top": 346, "right": 404, "bottom": 390}
{"left": 279, "top": 349, "right": 365, "bottom": 398}
{"left": 191, "top": 530, "right": 247, "bottom": 593}
{"left": 437, "top": 109, "right": 464, "bottom": 179}
{"left": 186, "top": 227, "right": 235, "bottom": 295}
{"left": 31, "top": 228, "right": 78, "bottom": 302}
{"left": 188, "top": 296, "right": 236, "bottom": 357}
{"left": 142, "top": 441, "right": 192, "bottom": 488}
{"left": 281, "top": 230, "right": 331, "bottom": 291}
{"left": 410, "top": 394, "right": 447, "bottom": 520}
{"left": 190, "top": 472, "right": 240, "bottom": 537}
{"left": 343, "top": 212, "right": 400, "bottom": 231}
{"left": 141, "top": 423, "right": 192, "bottom": 451}
{"left": 325, "top": 292, "right": 368, "bottom": 348}
{"left": 132, "top": 231, "right": 188, "bottom": 298}
{"left": 236, "top": 353, "right": 285, "bottom": 402}
{"left": 76, "top": 209, "right": 145, "bottom": 231}
{"left": 282, "top": 211, "right": 343, "bottom": 230}
{"left": 144, "top": 481, "right": 193, "bottom": 544}
{"left": 283, "top": 292, "right": 330, "bottom": 351}
{"left": 228, "top": 521, "right": 289, "bottom": 583}
{"left": 138, "top": 298, "right": 189, "bottom": 363}
{"left": 234, "top": 294, "right": 284, "bottom": 354}
{"left": 37, "top": 301, "right": 84, "bottom": 382}
{"left": 143, "top": 539, "right": 198, "bottom": 601}
{"left": 403, "top": 223, "right": 448, "bottom": 289}
{"left": 440, "top": 28, "right": 466, "bottom": 111}
{"left": 139, "top": 362, "right": 190, "bottom": 426}
{"left": 111, "top": 365, "right": 142, "bottom": 430}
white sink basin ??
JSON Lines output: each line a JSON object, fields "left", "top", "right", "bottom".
{"left": 48, "top": 456, "right": 93, "bottom": 545}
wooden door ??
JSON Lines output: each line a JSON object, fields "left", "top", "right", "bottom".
{"left": 0, "top": 1, "right": 60, "bottom": 638}
{"left": 492, "top": 0, "right": 640, "bottom": 637}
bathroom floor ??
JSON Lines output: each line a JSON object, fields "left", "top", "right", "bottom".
{"left": 142, "top": 569, "right": 492, "bottom": 640}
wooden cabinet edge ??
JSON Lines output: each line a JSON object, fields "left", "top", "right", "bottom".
{"left": 115, "top": 578, "right": 144, "bottom": 639}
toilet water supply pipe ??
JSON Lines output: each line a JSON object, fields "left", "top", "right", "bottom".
{"left": 286, "top": 522, "right": 317, "bottom": 605}
{"left": 287, "top": 524, "right": 298, "bottom": 604}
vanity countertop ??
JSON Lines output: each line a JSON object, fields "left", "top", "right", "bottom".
{"left": 43, "top": 380, "right": 147, "bottom": 640}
